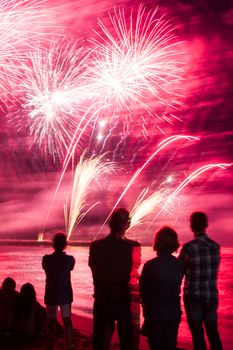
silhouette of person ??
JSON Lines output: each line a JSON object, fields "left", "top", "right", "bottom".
{"left": 179, "top": 212, "right": 223, "bottom": 350}
{"left": 13, "top": 282, "right": 46, "bottom": 337}
{"left": 140, "top": 226, "right": 184, "bottom": 350}
{"left": 42, "top": 232, "right": 75, "bottom": 350}
{"left": 89, "top": 208, "right": 141, "bottom": 350}
{"left": 0, "top": 277, "right": 19, "bottom": 334}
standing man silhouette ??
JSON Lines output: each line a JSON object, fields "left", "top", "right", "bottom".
{"left": 89, "top": 208, "right": 141, "bottom": 350}
{"left": 179, "top": 212, "right": 223, "bottom": 350}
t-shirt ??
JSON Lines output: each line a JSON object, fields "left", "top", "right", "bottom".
{"left": 42, "top": 252, "right": 75, "bottom": 305}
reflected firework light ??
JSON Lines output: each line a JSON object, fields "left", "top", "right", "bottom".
{"left": 0, "top": 0, "right": 55, "bottom": 101}
{"left": 16, "top": 40, "right": 91, "bottom": 160}
{"left": 64, "top": 153, "right": 116, "bottom": 240}
{"left": 89, "top": 4, "right": 184, "bottom": 114}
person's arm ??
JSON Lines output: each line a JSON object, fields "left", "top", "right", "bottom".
{"left": 42, "top": 255, "right": 46, "bottom": 270}
{"left": 70, "top": 256, "right": 75, "bottom": 270}
{"left": 139, "top": 263, "right": 150, "bottom": 307}
{"left": 88, "top": 242, "right": 94, "bottom": 269}
{"left": 217, "top": 243, "right": 221, "bottom": 267}
{"left": 178, "top": 245, "right": 190, "bottom": 270}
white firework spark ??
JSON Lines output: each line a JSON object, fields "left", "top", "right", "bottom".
{"left": 18, "top": 40, "right": 90, "bottom": 159}
{"left": 64, "top": 153, "right": 116, "bottom": 240}
{"left": 129, "top": 187, "right": 163, "bottom": 230}
{"left": 88, "top": 4, "right": 184, "bottom": 113}
{"left": 0, "top": 0, "right": 56, "bottom": 100}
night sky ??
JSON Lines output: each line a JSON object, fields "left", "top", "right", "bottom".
{"left": 0, "top": 0, "right": 232, "bottom": 245}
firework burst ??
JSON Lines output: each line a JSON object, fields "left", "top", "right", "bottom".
{"left": 89, "top": 4, "right": 184, "bottom": 114}
{"left": 0, "top": 0, "right": 55, "bottom": 101}
{"left": 17, "top": 40, "right": 90, "bottom": 159}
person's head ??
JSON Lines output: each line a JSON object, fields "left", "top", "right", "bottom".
{"left": 53, "top": 232, "right": 67, "bottom": 252}
{"left": 2, "top": 277, "right": 16, "bottom": 292}
{"left": 20, "top": 283, "right": 36, "bottom": 303}
{"left": 153, "top": 226, "right": 180, "bottom": 255}
{"left": 19, "top": 283, "right": 36, "bottom": 316}
{"left": 109, "top": 208, "right": 131, "bottom": 235}
{"left": 190, "top": 211, "right": 208, "bottom": 234}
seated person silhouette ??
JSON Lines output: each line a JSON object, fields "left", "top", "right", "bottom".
{"left": 0, "top": 277, "right": 19, "bottom": 334}
{"left": 13, "top": 282, "right": 46, "bottom": 338}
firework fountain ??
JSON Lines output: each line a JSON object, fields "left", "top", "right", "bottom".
{"left": 129, "top": 163, "right": 231, "bottom": 232}
{"left": 64, "top": 153, "right": 116, "bottom": 240}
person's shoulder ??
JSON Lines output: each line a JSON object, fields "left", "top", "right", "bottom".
{"left": 206, "top": 235, "right": 220, "bottom": 248}
{"left": 181, "top": 239, "right": 197, "bottom": 250}
{"left": 170, "top": 254, "right": 184, "bottom": 268}
{"left": 143, "top": 257, "right": 157, "bottom": 269}
{"left": 124, "top": 238, "right": 141, "bottom": 247}
{"left": 65, "top": 253, "right": 75, "bottom": 261}
{"left": 42, "top": 253, "right": 52, "bottom": 262}
{"left": 90, "top": 236, "right": 107, "bottom": 247}
{"left": 170, "top": 254, "right": 181, "bottom": 262}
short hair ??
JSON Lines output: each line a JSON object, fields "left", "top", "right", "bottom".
{"left": 153, "top": 226, "right": 180, "bottom": 254}
{"left": 53, "top": 232, "right": 67, "bottom": 252}
{"left": 2, "top": 277, "right": 16, "bottom": 291}
{"left": 190, "top": 211, "right": 208, "bottom": 232}
{"left": 109, "top": 208, "right": 130, "bottom": 231}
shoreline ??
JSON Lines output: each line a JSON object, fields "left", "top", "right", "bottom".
{"left": 0, "top": 239, "right": 151, "bottom": 247}
{"left": 0, "top": 239, "right": 91, "bottom": 246}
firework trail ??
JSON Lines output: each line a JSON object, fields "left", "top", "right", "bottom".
{"left": 149, "top": 163, "right": 232, "bottom": 226}
{"left": 62, "top": 102, "right": 110, "bottom": 168}
{"left": 89, "top": 4, "right": 184, "bottom": 114}
{"left": 96, "top": 135, "right": 199, "bottom": 236}
{"left": 17, "top": 40, "right": 90, "bottom": 159}
{"left": 129, "top": 187, "right": 162, "bottom": 230}
{"left": 40, "top": 102, "right": 109, "bottom": 237}
{"left": 0, "top": 0, "right": 55, "bottom": 100}
{"left": 64, "top": 153, "right": 116, "bottom": 240}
